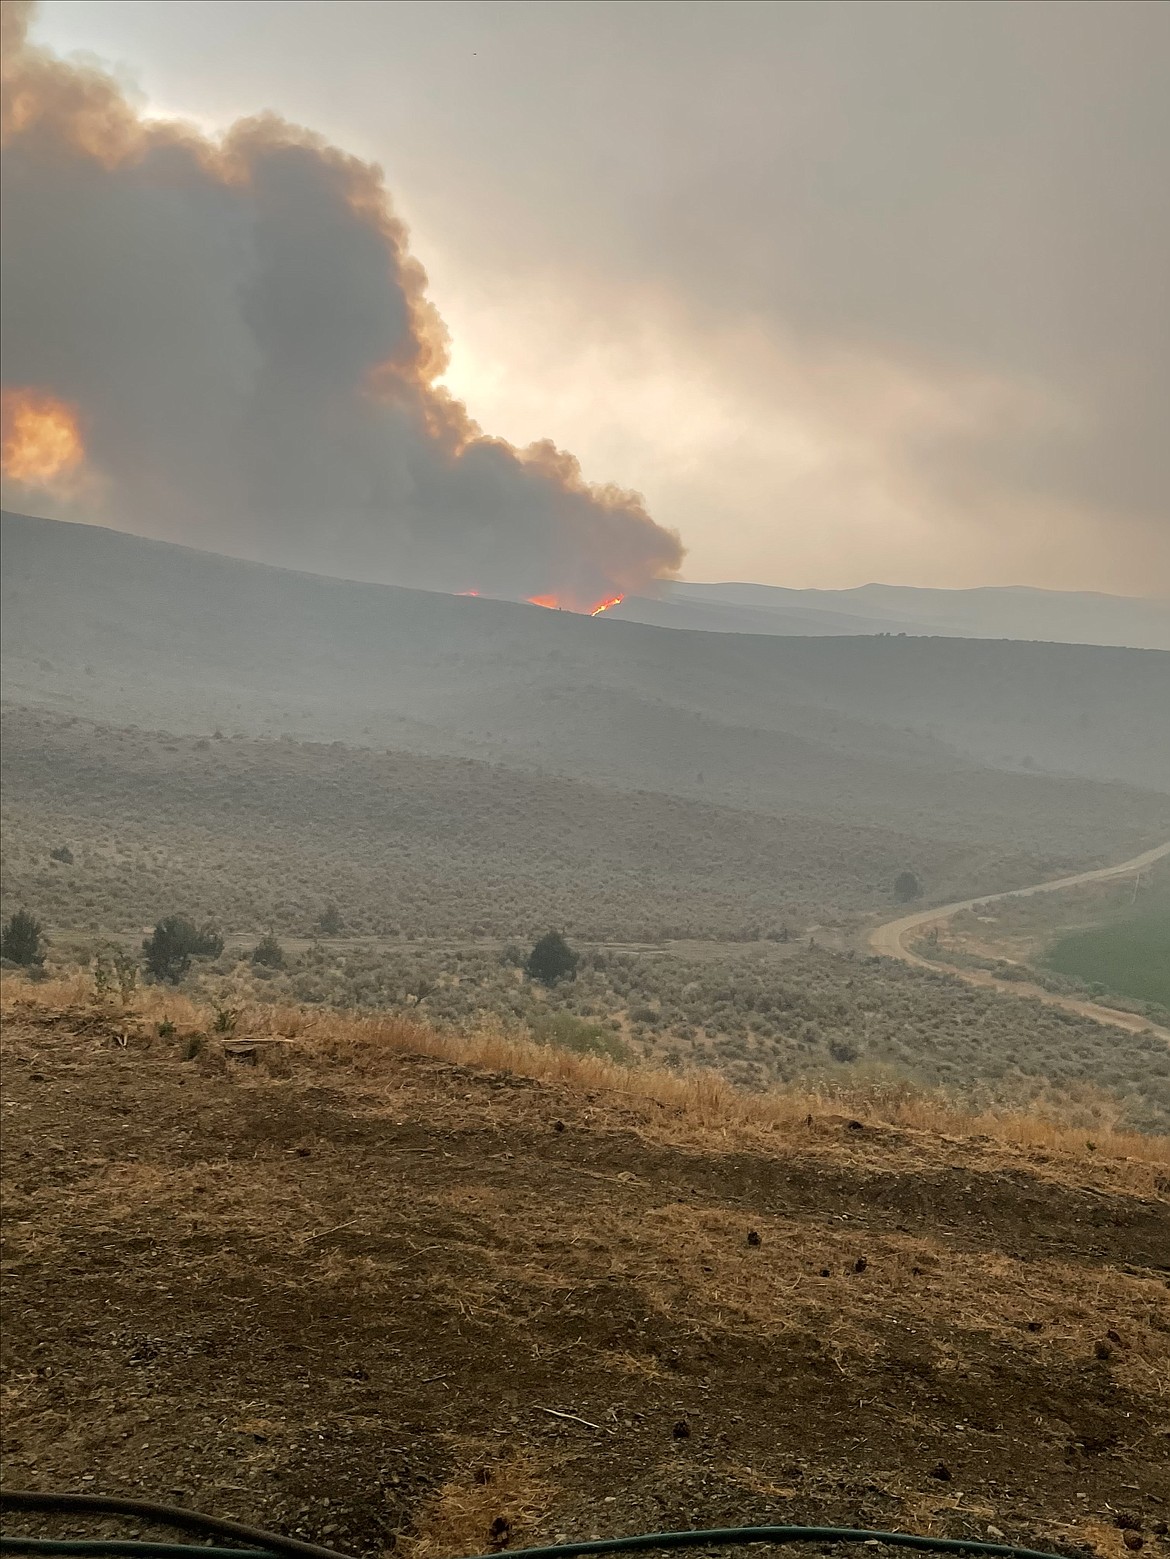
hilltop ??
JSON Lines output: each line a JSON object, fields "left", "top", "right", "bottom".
{"left": 3, "top": 513, "right": 1169, "bottom": 869}
{"left": 1, "top": 979, "right": 1167, "bottom": 1558}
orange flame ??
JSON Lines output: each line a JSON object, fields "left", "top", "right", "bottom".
{"left": 456, "top": 589, "right": 480, "bottom": 596}
{"left": 1, "top": 387, "right": 86, "bottom": 489}
{"left": 526, "top": 592, "right": 626, "bottom": 615}
{"left": 589, "top": 594, "right": 624, "bottom": 616}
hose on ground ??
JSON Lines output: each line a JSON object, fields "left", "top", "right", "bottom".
{"left": 0, "top": 1493, "right": 1069, "bottom": 1559}
{"left": 0, "top": 1496, "right": 340, "bottom": 1559}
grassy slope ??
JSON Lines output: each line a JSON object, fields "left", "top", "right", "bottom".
{"left": 1, "top": 708, "right": 1038, "bottom": 940}
{"left": 1, "top": 981, "right": 1167, "bottom": 1559}
{"left": 6, "top": 709, "right": 1170, "bottom": 1130}
{"left": 243, "top": 941, "right": 1170, "bottom": 1132}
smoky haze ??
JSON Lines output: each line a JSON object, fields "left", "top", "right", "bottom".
{"left": 0, "top": 0, "right": 683, "bottom": 607}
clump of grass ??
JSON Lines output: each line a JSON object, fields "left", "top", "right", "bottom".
{"left": 401, "top": 1448, "right": 552, "bottom": 1559}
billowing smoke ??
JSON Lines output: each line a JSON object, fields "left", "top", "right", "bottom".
{"left": 0, "top": 1, "right": 682, "bottom": 608}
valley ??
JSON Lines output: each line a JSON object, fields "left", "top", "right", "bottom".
{"left": 4, "top": 516, "right": 1170, "bottom": 1142}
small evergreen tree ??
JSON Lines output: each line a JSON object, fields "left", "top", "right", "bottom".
{"left": 526, "top": 930, "right": 578, "bottom": 986}
{"left": 316, "top": 902, "right": 343, "bottom": 935}
{"left": 894, "top": 871, "right": 923, "bottom": 903}
{"left": 143, "top": 916, "right": 224, "bottom": 984}
{"left": 1, "top": 909, "right": 45, "bottom": 967}
{"left": 251, "top": 932, "right": 285, "bottom": 969}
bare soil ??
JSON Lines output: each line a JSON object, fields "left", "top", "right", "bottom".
{"left": 3, "top": 1004, "right": 1169, "bottom": 1559}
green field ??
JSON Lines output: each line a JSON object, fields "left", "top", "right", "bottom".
{"left": 1044, "top": 899, "right": 1170, "bottom": 1008}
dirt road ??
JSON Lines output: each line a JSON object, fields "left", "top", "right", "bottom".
{"left": 868, "top": 839, "right": 1170, "bottom": 1040}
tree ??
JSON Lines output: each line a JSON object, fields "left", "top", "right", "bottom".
{"left": 1, "top": 909, "right": 45, "bottom": 966}
{"left": 251, "top": 932, "right": 285, "bottom": 969}
{"left": 143, "top": 915, "right": 224, "bottom": 984}
{"left": 317, "top": 902, "right": 343, "bottom": 935}
{"left": 894, "top": 871, "right": 923, "bottom": 903}
{"left": 526, "top": 930, "right": 578, "bottom": 986}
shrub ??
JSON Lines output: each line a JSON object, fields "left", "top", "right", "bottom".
{"left": 251, "top": 932, "right": 285, "bottom": 969}
{"left": 110, "top": 950, "right": 138, "bottom": 1005}
{"left": 526, "top": 930, "right": 578, "bottom": 986}
{"left": 49, "top": 845, "right": 74, "bottom": 865}
{"left": 894, "top": 871, "right": 923, "bottom": 903}
{"left": 316, "top": 902, "right": 343, "bottom": 935}
{"left": 1, "top": 909, "right": 45, "bottom": 967}
{"left": 143, "top": 915, "right": 224, "bottom": 984}
{"left": 530, "top": 1010, "right": 628, "bottom": 1062}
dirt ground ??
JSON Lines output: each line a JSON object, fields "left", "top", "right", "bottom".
{"left": 2, "top": 1001, "right": 1169, "bottom": 1559}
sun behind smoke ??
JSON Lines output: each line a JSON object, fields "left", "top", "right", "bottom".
{"left": 0, "top": 1, "right": 684, "bottom": 600}
{"left": 1, "top": 387, "right": 86, "bottom": 491}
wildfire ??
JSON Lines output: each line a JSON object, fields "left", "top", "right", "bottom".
{"left": 526, "top": 592, "right": 625, "bottom": 616}
{"left": 1, "top": 388, "right": 85, "bottom": 489}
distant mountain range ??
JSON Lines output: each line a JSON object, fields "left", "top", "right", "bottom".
{"left": 612, "top": 579, "right": 1170, "bottom": 650}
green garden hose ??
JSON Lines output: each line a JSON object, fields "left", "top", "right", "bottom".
{"left": 0, "top": 1493, "right": 1069, "bottom": 1559}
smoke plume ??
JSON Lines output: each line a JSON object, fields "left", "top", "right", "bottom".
{"left": 0, "top": 1, "right": 683, "bottom": 607}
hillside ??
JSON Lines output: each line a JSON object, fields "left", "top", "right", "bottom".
{"left": 6, "top": 707, "right": 1165, "bottom": 943}
{"left": 2, "top": 981, "right": 1167, "bottom": 1558}
{"left": 614, "top": 581, "right": 1170, "bottom": 652}
{"left": 3, "top": 514, "right": 1169, "bottom": 857}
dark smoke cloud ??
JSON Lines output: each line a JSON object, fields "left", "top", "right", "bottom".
{"left": 0, "top": 0, "right": 682, "bottom": 604}
{"left": 155, "top": 0, "right": 1160, "bottom": 593}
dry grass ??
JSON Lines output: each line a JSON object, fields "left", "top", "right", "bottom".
{"left": 4, "top": 972, "right": 1168, "bottom": 1188}
{"left": 401, "top": 1448, "right": 554, "bottom": 1559}
{"left": 3, "top": 978, "right": 1168, "bottom": 1551}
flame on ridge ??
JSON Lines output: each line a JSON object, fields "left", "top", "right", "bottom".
{"left": 524, "top": 592, "right": 625, "bottom": 615}
{"left": 1, "top": 387, "right": 86, "bottom": 490}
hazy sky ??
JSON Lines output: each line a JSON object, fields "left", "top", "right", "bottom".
{"left": 25, "top": 0, "right": 1170, "bottom": 593}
